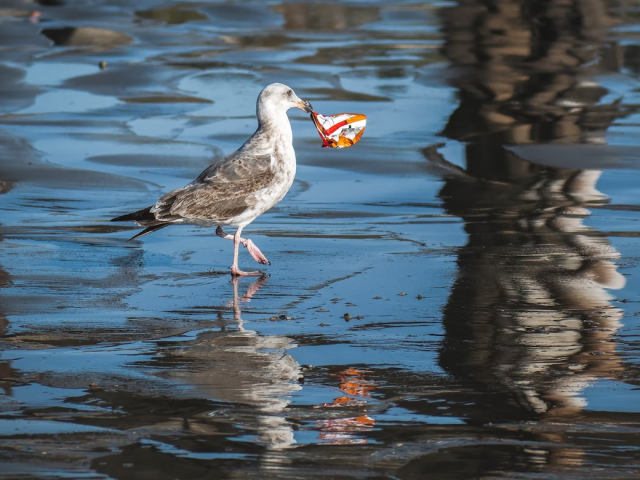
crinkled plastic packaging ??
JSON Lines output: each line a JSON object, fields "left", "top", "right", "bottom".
{"left": 311, "top": 112, "right": 366, "bottom": 148}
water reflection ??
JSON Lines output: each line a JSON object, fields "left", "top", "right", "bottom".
{"left": 0, "top": 245, "right": 10, "bottom": 394}
{"left": 431, "top": 0, "right": 630, "bottom": 422}
{"left": 135, "top": 5, "right": 208, "bottom": 25}
{"left": 394, "top": 1, "right": 637, "bottom": 474}
{"left": 0, "top": 225, "right": 7, "bottom": 340}
{"left": 0, "top": 163, "right": 10, "bottom": 346}
{"left": 440, "top": 0, "right": 623, "bottom": 146}
{"left": 0, "top": 169, "right": 16, "bottom": 395}
{"left": 273, "top": 3, "right": 379, "bottom": 31}
{"left": 0, "top": 269, "right": 7, "bottom": 340}
{"left": 315, "top": 368, "right": 377, "bottom": 444}
{"left": 153, "top": 276, "right": 301, "bottom": 450}
{"left": 42, "top": 27, "right": 133, "bottom": 48}
{"left": 429, "top": 144, "right": 624, "bottom": 417}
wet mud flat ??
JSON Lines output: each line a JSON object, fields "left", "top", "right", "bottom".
{"left": 2, "top": 0, "right": 640, "bottom": 478}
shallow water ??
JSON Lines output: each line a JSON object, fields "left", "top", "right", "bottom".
{"left": 2, "top": 0, "right": 640, "bottom": 478}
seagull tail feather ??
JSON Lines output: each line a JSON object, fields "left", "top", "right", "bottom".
{"left": 127, "top": 224, "right": 169, "bottom": 242}
{"left": 112, "top": 206, "right": 169, "bottom": 242}
{"left": 111, "top": 206, "right": 154, "bottom": 222}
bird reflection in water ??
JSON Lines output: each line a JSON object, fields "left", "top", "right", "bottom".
{"left": 229, "top": 274, "right": 268, "bottom": 332}
{"left": 157, "top": 275, "right": 301, "bottom": 450}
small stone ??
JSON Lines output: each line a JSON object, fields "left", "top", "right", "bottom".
{"left": 417, "top": 295, "right": 425, "bottom": 300}
{"left": 398, "top": 292, "right": 407, "bottom": 296}
{"left": 286, "top": 316, "right": 292, "bottom": 321}
{"left": 373, "top": 296, "right": 382, "bottom": 300}
{"left": 356, "top": 315, "right": 364, "bottom": 320}
{"left": 279, "top": 314, "right": 287, "bottom": 320}
{"left": 317, "top": 308, "right": 329, "bottom": 312}
{"left": 269, "top": 316, "right": 278, "bottom": 321}
{"left": 99, "top": 61, "right": 107, "bottom": 70}
{"left": 89, "top": 382, "right": 99, "bottom": 388}
{"left": 318, "top": 323, "right": 330, "bottom": 327}
{"left": 343, "top": 313, "right": 353, "bottom": 321}
{"left": 301, "top": 364, "right": 313, "bottom": 371}
{"left": 346, "top": 302, "right": 357, "bottom": 307}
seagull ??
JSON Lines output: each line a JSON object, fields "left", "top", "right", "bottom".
{"left": 111, "top": 83, "right": 313, "bottom": 276}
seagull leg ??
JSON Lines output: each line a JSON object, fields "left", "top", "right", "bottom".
{"left": 216, "top": 226, "right": 234, "bottom": 241}
{"left": 226, "top": 226, "right": 263, "bottom": 276}
{"left": 217, "top": 226, "right": 270, "bottom": 268}
{"left": 242, "top": 239, "right": 270, "bottom": 265}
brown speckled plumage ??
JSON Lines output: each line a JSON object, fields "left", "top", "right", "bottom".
{"left": 153, "top": 152, "right": 275, "bottom": 223}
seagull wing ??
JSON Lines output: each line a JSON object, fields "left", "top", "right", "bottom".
{"left": 153, "top": 151, "right": 274, "bottom": 223}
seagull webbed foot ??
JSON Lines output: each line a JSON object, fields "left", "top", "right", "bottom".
{"left": 230, "top": 266, "right": 263, "bottom": 277}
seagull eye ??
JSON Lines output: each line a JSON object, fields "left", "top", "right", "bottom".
{"left": 287, "top": 90, "right": 293, "bottom": 97}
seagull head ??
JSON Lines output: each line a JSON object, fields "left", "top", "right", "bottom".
{"left": 258, "top": 83, "right": 313, "bottom": 115}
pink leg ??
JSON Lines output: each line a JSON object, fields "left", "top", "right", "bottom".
{"left": 217, "top": 226, "right": 270, "bottom": 266}
{"left": 241, "top": 238, "right": 270, "bottom": 265}
{"left": 217, "top": 226, "right": 265, "bottom": 276}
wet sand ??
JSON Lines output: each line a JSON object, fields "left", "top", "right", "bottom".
{"left": 2, "top": 0, "right": 640, "bottom": 478}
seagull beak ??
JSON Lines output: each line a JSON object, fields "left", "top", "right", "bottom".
{"left": 295, "top": 99, "right": 313, "bottom": 113}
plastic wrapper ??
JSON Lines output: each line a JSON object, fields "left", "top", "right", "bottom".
{"left": 311, "top": 112, "right": 367, "bottom": 148}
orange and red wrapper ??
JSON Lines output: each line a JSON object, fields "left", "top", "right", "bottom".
{"left": 311, "top": 112, "right": 367, "bottom": 148}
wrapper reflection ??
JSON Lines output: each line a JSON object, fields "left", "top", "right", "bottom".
{"left": 314, "top": 368, "right": 377, "bottom": 444}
